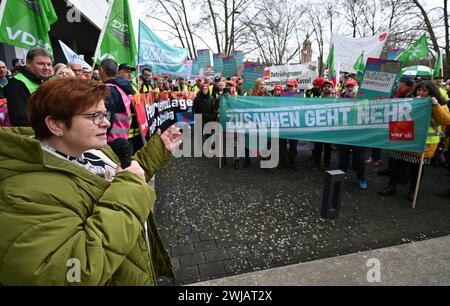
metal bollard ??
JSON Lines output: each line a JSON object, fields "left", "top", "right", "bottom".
{"left": 321, "top": 170, "right": 346, "bottom": 219}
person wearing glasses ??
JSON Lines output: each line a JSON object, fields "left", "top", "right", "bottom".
{"left": 0, "top": 77, "right": 181, "bottom": 285}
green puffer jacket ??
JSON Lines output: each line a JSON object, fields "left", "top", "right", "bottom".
{"left": 0, "top": 127, "right": 174, "bottom": 285}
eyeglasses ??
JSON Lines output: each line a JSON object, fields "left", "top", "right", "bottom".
{"left": 75, "top": 111, "right": 111, "bottom": 125}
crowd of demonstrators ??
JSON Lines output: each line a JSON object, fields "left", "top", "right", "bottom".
{"left": 2, "top": 46, "right": 450, "bottom": 199}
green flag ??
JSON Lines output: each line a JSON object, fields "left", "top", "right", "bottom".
{"left": 353, "top": 51, "right": 365, "bottom": 73}
{"left": 326, "top": 44, "right": 335, "bottom": 79}
{"left": 0, "top": 0, "right": 57, "bottom": 55}
{"left": 353, "top": 51, "right": 365, "bottom": 84}
{"left": 95, "top": 0, "right": 137, "bottom": 65}
{"left": 395, "top": 34, "right": 429, "bottom": 64}
{"left": 433, "top": 52, "right": 442, "bottom": 78}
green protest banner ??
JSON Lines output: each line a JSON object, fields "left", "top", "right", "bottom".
{"left": 0, "top": 0, "right": 57, "bottom": 55}
{"left": 220, "top": 96, "right": 432, "bottom": 153}
{"left": 95, "top": 0, "right": 137, "bottom": 65}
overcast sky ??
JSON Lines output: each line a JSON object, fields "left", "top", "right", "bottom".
{"left": 128, "top": 0, "right": 446, "bottom": 61}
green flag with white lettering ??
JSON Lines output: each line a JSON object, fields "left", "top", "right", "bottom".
{"left": 0, "top": 0, "right": 57, "bottom": 55}
{"left": 94, "top": 0, "right": 137, "bottom": 65}
{"left": 395, "top": 34, "right": 429, "bottom": 64}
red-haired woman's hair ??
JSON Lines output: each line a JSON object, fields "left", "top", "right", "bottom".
{"left": 28, "top": 77, "right": 110, "bottom": 139}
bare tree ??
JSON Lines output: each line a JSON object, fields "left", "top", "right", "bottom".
{"left": 305, "top": 3, "right": 327, "bottom": 74}
{"left": 200, "top": 0, "right": 254, "bottom": 55}
{"left": 340, "top": 0, "right": 366, "bottom": 38}
{"left": 241, "top": 0, "right": 306, "bottom": 65}
{"left": 142, "top": 0, "right": 197, "bottom": 59}
{"left": 444, "top": 0, "right": 450, "bottom": 76}
{"left": 412, "top": 0, "right": 440, "bottom": 54}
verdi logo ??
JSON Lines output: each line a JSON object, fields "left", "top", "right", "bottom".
{"left": 109, "top": 13, "right": 130, "bottom": 48}
{"left": 20, "top": 0, "right": 40, "bottom": 15}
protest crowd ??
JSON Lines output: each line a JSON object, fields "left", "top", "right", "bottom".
{"left": 1, "top": 47, "right": 449, "bottom": 196}
{"left": 0, "top": 0, "right": 450, "bottom": 287}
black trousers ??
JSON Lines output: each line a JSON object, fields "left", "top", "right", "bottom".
{"left": 279, "top": 139, "right": 298, "bottom": 166}
{"left": 338, "top": 145, "right": 365, "bottom": 181}
{"left": 313, "top": 142, "right": 331, "bottom": 166}
{"left": 389, "top": 158, "right": 424, "bottom": 190}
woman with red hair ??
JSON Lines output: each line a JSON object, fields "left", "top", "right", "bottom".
{"left": 0, "top": 78, "right": 181, "bottom": 285}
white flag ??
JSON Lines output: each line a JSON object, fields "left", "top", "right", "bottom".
{"left": 58, "top": 40, "right": 91, "bottom": 69}
{"left": 331, "top": 32, "right": 389, "bottom": 73}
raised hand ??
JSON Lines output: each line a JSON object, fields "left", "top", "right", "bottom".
{"left": 158, "top": 125, "right": 183, "bottom": 152}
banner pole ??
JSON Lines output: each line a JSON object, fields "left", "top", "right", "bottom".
{"left": 429, "top": 56, "right": 434, "bottom": 81}
{"left": 412, "top": 154, "right": 425, "bottom": 209}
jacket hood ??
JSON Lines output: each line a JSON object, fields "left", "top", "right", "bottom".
{"left": 110, "top": 77, "right": 134, "bottom": 95}
{"left": 0, "top": 128, "right": 45, "bottom": 182}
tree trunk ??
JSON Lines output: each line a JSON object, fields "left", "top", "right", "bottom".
{"left": 224, "top": 0, "right": 229, "bottom": 55}
{"left": 444, "top": 0, "right": 450, "bottom": 77}
{"left": 207, "top": 0, "right": 222, "bottom": 53}
{"left": 181, "top": 0, "right": 197, "bottom": 58}
{"left": 158, "top": 0, "right": 186, "bottom": 49}
{"left": 412, "top": 0, "right": 440, "bottom": 54}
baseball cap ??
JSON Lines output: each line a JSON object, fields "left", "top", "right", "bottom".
{"left": 286, "top": 81, "right": 296, "bottom": 87}
{"left": 274, "top": 85, "right": 283, "bottom": 91}
{"left": 118, "top": 63, "right": 136, "bottom": 72}
{"left": 322, "top": 79, "right": 334, "bottom": 87}
{"left": 345, "top": 79, "right": 358, "bottom": 87}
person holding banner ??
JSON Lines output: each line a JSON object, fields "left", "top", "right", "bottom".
{"left": 377, "top": 75, "right": 416, "bottom": 176}
{"left": 338, "top": 79, "right": 368, "bottom": 190}
{"left": 312, "top": 79, "right": 335, "bottom": 171}
{"left": 379, "top": 81, "right": 450, "bottom": 201}
{"left": 174, "top": 77, "right": 190, "bottom": 92}
{"left": 193, "top": 83, "right": 217, "bottom": 129}
{"left": 0, "top": 78, "right": 181, "bottom": 285}
{"left": 278, "top": 81, "right": 299, "bottom": 171}
{"left": 247, "top": 78, "right": 271, "bottom": 168}
{"left": 304, "top": 77, "right": 324, "bottom": 98}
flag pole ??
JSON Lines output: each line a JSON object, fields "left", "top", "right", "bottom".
{"left": 135, "top": 20, "right": 147, "bottom": 146}
{"left": 92, "top": 0, "right": 114, "bottom": 70}
{"left": 412, "top": 154, "right": 425, "bottom": 209}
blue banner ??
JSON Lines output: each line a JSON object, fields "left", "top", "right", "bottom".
{"left": 138, "top": 21, "right": 188, "bottom": 74}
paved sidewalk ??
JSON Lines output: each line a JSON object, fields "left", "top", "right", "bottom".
{"left": 193, "top": 235, "right": 450, "bottom": 286}
{"left": 154, "top": 151, "right": 450, "bottom": 286}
